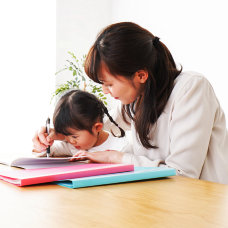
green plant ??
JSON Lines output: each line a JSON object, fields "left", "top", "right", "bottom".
{"left": 53, "top": 52, "right": 107, "bottom": 105}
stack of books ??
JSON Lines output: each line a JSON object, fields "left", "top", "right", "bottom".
{"left": 0, "top": 156, "right": 176, "bottom": 188}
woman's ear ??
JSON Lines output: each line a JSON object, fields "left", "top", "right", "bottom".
{"left": 134, "top": 70, "right": 148, "bottom": 83}
{"left": 93, "top": 122, "right": 103, "bottom": 133}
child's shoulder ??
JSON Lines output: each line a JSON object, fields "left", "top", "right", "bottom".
{"left": 107, "top": 132, "right": 129, "bottom": 150}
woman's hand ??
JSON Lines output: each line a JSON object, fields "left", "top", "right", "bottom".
{"left": 32, "top": 126, "right": 65, "bottom": 152}
{"left": 70, "top": 150, "right": 124, "bottom": 164}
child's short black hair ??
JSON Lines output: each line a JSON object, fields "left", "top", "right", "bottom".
{"left": 53, "top": 90, "right": 125, "bottom": 137}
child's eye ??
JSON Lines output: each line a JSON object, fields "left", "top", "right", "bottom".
{"left": 71, "top": 136, "right": 78, "bottom": 139}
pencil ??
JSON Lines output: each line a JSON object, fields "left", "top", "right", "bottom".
{"left": 46, "top": 117, "right": 50, "bottom": 158}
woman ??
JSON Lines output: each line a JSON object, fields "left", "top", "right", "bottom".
{"left": 33, "top": 22, "right": 228, "bottom": 184}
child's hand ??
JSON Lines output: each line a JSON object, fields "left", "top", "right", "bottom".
{"left": 32, "top": 126, "right": 65, "bottom": 152}
{"left": 70, "top": 150, "right": 124, "bottom": 164}
{"left": 70, "top": 150, "right": 88, "bottom": 161}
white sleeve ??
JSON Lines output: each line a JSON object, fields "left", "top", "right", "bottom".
{"left": 121, "top": 132, "right": 164, "bottom": 167}
{"left": 165, "top": 77, "right": 217, "bottom": 178}
{"left": 122, "top": 147, "right": 163, "bottom": 167}
{"left": 50, "top": 141, "right": 74, "bottom": 157}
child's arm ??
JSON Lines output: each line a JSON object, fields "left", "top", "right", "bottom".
{"left": 70, "top": 150, "right": 124, "bottom": 163}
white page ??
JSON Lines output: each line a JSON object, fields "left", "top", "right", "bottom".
{"left": 17, "top": 160, "right": 85, "bottom": 169}
{"left": 0, "top": 155, "right": 87, "bottom": 169}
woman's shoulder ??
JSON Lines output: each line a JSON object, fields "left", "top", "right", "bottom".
{"left": 172, "top": 71, "right": 213, "bottom": 97}
{"left": 174, "top": 71, "right": 207, "bottom": 87}
{"left": 163, "top": 71, "right": 218, "bottom": 113}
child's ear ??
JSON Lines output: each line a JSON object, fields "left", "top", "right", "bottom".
{"left": 93, "top": 122, "right": 103, "bottom": 133}
{"left": 134, "top": 70, "right": 148, "bottom": 83}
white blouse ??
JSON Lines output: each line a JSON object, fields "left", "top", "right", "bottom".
{"left": 106, "top": 71, "right": 228, "bottom": 184}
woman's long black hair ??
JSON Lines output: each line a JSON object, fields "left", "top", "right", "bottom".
{"left": 53, "top": 90, "right": 125, "bottom": 137}
{"left": 84, "top": 22, "right": 182, "bottom": 148}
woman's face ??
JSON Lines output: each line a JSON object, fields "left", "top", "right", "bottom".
{"left": 98, "top": 62, "right": 144, "bottom": 104}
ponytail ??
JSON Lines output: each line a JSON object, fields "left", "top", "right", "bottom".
{"left": 101, "top": 104, "right": 125, "bottom": 138}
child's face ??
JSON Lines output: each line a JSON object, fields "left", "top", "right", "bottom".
{"left": 64, "top": 127, "right": 99, "bottom": 151}
{"left": 98, "top": 62, "right": 147, "bottom": 104}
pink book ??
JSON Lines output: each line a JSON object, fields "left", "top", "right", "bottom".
{"left": 0, "top": 163, "right": 134, "bottom": 186}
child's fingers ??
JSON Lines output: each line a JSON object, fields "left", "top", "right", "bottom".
{"left": 48, "top": 130, "right": 65, "bottom": 142}
{"left": 32, "top": 129, "right": 48, "bottom": 151}
{"left": 74, "top": 150, "right": 87, "bottom": 157}
{"left": 37, "top": 126, "right": 50, "bottom": 146}
{"left": 32, "top": 127, "right": 60, "bottom": 152}
{"left": 70, "top": 151, "right": 88, "bottom": 161}
{"left": 32, "top": 149, "right": 44, "bottom": 153}
{"left": 47, "top": 132, "right": 56, "bottom": 144}
{"left": 70, "top": 156, "right": 87, "bottom": 161}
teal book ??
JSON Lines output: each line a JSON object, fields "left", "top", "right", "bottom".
{"left": 57, "top": 167, "right": 176, "bottom": 189}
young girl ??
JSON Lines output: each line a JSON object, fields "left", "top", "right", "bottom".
{"left": 33, "top": 22, "right": 228, "bottom": 184}
{"left": 32, "top": 89, "right": 128, "bottom": 158}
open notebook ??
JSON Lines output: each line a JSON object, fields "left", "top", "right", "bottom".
{"left": 0, "top": 155, "right": 87, "bottom": 169}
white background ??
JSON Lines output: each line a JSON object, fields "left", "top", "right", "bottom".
{"left": 0, "top": 1, "right": 55, "bottom": 155}
{"left": 56, "top": 0, "right": 228, "bottom": 119}
{"left": 0, "top": 0, "right": 227, "bottom": 156}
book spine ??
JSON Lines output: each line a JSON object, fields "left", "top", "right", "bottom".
{"left": 71, "top": 168, "right": 176, "bottom": 188}
{"left": 20, "top": 164, "right": 134, "bottom": 186}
